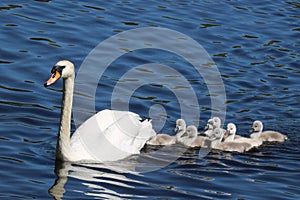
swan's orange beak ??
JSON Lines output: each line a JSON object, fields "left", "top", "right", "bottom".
{"left": 44, "top": 71, "right": 61, "bottom": 87}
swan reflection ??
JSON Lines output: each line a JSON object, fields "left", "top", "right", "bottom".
{"left": 49, "top": 144, "right": 190, "bottom": 199}
{"left": 49, "top": 158, "right": 145, "bottom": 199}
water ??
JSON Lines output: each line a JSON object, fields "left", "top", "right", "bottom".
{"left": 1, "top": 0, "right": 299, "bottom": 199}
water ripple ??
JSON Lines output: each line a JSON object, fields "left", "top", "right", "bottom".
{"left": 0, "top": 0, "right": 299, "bottom": 199}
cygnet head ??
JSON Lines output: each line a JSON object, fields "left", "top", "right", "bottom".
{"left": 205, "top": 117, "right": 221, "bottom": 130}
{"left": 186, "top": 125, "right": 198, "bottom": 138}
{"left": 175, "top": 119, "right": 186, "bottom": 132}
{"left": 212, "top": 117, "right": 221, "bottom": 129}
{"left": 44, "top": 60, "right": 75, "bottom": 87}
{"left": 205, "top": 118, "right": 214, "bottom": 130}
{"left": 227, "top": 123, "right": 236, "bottom": 135}
{"left": 251, "top": 120, "right": 263, "bottom": 133}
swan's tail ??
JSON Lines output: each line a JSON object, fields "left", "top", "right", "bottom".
{"left": 130, "top": 119, "right": 157, "bottom": 152}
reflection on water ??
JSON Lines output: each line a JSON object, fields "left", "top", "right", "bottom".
{"left": 48, "top": 140, "right": 300, "bottom": 199}
{"left": 49, "top": 161, "right": 143, "bottom": 199}
{"left": 49, "top": 144, "right": 200, "bottom": 199}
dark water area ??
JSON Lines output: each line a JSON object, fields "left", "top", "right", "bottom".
{"left": 0, "top": 0, "right": 299, "bottom": 199}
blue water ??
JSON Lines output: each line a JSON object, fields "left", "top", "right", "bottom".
{"left": 1, "top": 0, "right": 300, "bottom": 199}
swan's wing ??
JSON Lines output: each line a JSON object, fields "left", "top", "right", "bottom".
{"left": 71, "top": 109, "right": 156, "bottom": 162}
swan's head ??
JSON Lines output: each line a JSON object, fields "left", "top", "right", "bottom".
{"left": 251, "top": 120, "right": 263, "bottom": 133}
{"left": 175, "top": 119, "right": 186, "bottom": 132}
{"left": 44, "top": 60, "right": 75, "bottom": 87}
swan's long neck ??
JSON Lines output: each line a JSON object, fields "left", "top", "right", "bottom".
{"left": 56, "top": 75, "right": 75, "bottom": 161}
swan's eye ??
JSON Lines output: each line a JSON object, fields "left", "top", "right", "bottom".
{"left": 51, "top": 65, "right": 66, "bottom": 74}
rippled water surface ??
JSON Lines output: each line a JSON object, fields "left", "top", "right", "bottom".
{"left": 1, "top": 0, "right": 299, "bottom": 199}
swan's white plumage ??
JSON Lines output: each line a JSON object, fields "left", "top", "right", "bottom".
{"left": 71, "top": 109, "right": 155, "bottom": 162}
{"left": 45, "top": 60, "right": 156, "bottom": 162}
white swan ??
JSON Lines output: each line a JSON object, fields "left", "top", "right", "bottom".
{"left": 208, "top": 127, "right": 251, "bottom": 153}
{"left": 250, "top": 120, "right": 287, "bottom": 142}
{"left": 146, "top": 119, "right": 186, "bottom": 146}
{"left": 44, "top": 60, "right": 156, "bottom": 162}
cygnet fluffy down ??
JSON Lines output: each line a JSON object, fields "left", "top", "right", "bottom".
{"left": 146, "top": 119, "right": 186, "bottom": 146}
{"left": 250, "top": 120, "right": 287, "bottom": 142}
{"left": 224, "top": 123, "right": 263, "bottom": 149}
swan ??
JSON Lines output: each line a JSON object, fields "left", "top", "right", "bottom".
{"left": 146, "top": 119, "right": 186, "bottom": 146}
{"left": 44, "top": 60, "right": 156, "bottom": 162}
{"left": 209, "top": 127, "right": 251, "bottom": 153}
{"left": 250, "top": 120, "right": 287, "bottom": 142}
{"left": 177, "top": 125, "right": 198, "bottom": 147}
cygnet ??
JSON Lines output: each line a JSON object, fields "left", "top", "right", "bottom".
{"left": 203, "top": 117, "right": 225, "bottom": 137}
{"left": 177, "top": 125, "right": 198, "bottom": 147}
{"left": 250, "top": 120, "right": 287, "bottom": 142}
{"left": 220, "top": 123, "right": 253, "bottom": 152}
{"left": 146, "top": 119, "right": 186, "bottom": 146}
{"left": 226, "top": 123, "right": 262, "bottom": 149}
